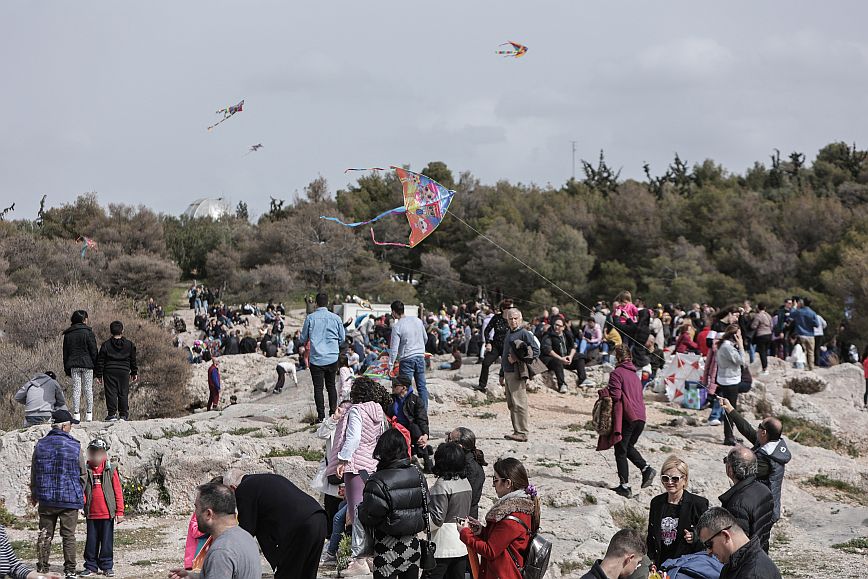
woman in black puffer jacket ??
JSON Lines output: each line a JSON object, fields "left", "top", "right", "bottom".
{"left": 358, "top": 428, "right": 429, "bottom": 579}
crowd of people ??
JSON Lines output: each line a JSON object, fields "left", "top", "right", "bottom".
{"left": 9, "top": 288, "right": 857, "bottom": 579}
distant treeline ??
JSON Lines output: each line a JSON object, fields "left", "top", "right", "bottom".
{"left": 2, "top": 141, "right": 868, "bottom": 343}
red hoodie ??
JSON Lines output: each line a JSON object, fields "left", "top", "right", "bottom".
{"left": 84, "top": 460, "right": 124, "bottom": 519}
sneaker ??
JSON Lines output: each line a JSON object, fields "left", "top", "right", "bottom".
{"left": 84, "top": 412, "right": 93, "bottom": 422}
{"left": 723, "top": 439, "right": 737, "bottom": 446}
{"left": 613, "top": 485, "right": 632, "bottom": 498}
{"left": 760, "top": 370, "right": 769, "bottom": 376}
{"left": 105, "top": 415, "right": 119, "bottom": 422}
{"left": 558, "top": 384, "right": 568, "bottom": 394}
{"left": 707, "top": 419, "right": 722, "bottom": 426}
{"left": 73, "top": 412, "right": 81, "bottom": 422}
{"left": 342, "top": 558, "right": 371, "bottom": 576}
{"left": 320, "top": 551, "right": 337, "bottom": 566}
{"left": 641, "top": 467, "right": 656, "bottom": 489}
{"left": 103, "top": 571, "right": 115, "bottom": 577}
{"left": 504, "top": 433, "right": 528, "bottom": 442}
{"left": 272, "top": 388, "right": 282, "bottom": 394}
{"left": 471, "top": 383, "right": 487, "bottom": 393}
{"left": 581, "top": 378, "right": 596, "bottom": 387}
{"left": 78, "top": 570, "right": 96, "bottom": 577}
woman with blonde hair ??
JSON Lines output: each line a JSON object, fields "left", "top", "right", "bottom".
{"left": 645, "top": 455, "right": 709, "bottom": 569}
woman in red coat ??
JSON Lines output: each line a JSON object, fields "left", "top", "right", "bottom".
{"left": 459, "top": 458, "right": 539, "bottom": 579}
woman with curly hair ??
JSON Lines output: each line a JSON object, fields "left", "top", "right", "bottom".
{"left": 459, "top": 457, "right": 540, "bottom": 579}
{"left": 326, "top": 376, "right": 391, "bottom": 576}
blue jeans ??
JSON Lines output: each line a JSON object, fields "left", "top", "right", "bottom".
{"left": 709, "top": 397, "right": 724, "bottom": 421}
{"left": 326, "top": 503, "right": 347, "bottom": 556}
{"left": 399, "top": 356, "right": 428, "bottom": 409}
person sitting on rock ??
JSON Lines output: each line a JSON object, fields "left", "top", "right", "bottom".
{"left": 386, "top": 375, "right": 433, "bottom": 473}
{"left": 718, "top": 398, "right": 790, "bottom": 525}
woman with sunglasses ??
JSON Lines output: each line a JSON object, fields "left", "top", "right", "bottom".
{"left": 458, "top": 458, "right": 540, "bottom": 579}
{"left": 645, "top": 455, "right": 709, "bottom": 570}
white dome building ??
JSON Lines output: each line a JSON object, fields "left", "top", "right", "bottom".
{"left": 183, "top": 197, "right": 231, "bottom": 220}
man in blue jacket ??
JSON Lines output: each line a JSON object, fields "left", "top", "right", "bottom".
{"left": 300, "top": 293, "right": 345, "bottom": 422}
{"left": 31, "top": 409, "right": 84, "bottom": 578}
{"left": 789, "top": 297, "right": 819, "bottom": 371}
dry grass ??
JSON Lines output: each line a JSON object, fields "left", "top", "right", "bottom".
{"left": 0, "top": 284, "right": 190, "bottom": 429}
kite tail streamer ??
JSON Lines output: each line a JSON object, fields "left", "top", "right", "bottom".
{"left": 319, "top": 205, "right": 404, "bottom": 228}
{"left": 344, "top": 167, "right": 387, "bottom": 174}
{"left": 370, "top": 227, "right": 412, "bottom": 248}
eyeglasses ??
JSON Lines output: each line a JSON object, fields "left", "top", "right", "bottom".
{"left": 757, "top": 423, "right": 767, "bottom": 431}
{"left": 492, "top": 476, "right": 508, "bottom": 484}
{"left": 660, "top": 475, "right": 682, "bottom": 484}
{"left": 703, "top": 526, "right": 732, "bottom": 550}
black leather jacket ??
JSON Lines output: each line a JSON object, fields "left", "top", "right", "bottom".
{"left": 358, "top": 458, "right": 428, "bottom": 537}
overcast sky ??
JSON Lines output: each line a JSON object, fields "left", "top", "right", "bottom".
{"left": 2, "top": 1, "right": 867, "bottom": 220}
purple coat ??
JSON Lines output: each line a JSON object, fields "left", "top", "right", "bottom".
{"left": 608, "top": 361, "right": 646, "bottom": 423}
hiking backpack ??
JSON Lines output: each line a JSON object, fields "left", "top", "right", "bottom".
{"left": 504, "top": 515, "right": 552, "bottom": 579}
{"left": 592, "top": 394, "right": 613, "bottom": 436}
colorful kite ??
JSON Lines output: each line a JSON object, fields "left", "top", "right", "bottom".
{"left": 322, "top": 166, "right": 455, "bottom": 248}
{"left": 496, "top": 41, "right": 528, "bottom": 58}
{"left": 77, "top": 236, "right": 97, "bottom": 259}
{"left": 207, "top": 99, "right": 244, "bottom": 131}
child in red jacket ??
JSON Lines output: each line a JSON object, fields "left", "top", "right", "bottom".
{"left": 82, "top": 438, "right": 124, "bottom": 577}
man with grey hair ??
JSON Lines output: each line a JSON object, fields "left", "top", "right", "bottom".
{"left": 719, "top": 446, "right": 775, "bottom": 552}
{"left": 499, "top": 307, "right": 539, "bottom": 442}
{"left": 696, "top": 507, "right": 781, "bottom": 579}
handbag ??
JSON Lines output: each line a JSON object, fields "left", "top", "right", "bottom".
{"left": 417, "top": 468, "right": 437, "bottom": 570}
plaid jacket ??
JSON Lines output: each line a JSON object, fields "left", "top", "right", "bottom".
{"left": 31, "top": 429, "right": 84, "bottom": 509}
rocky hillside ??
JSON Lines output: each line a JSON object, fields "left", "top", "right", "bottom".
{"left": 2, "top": 325, "right": 867, "bottom": 577}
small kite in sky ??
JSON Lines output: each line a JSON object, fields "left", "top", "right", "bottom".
{"left": 244, "top": 143, "right": 263, "bottom": 156}
{"left": 77, "top": 236, "right": 97, "bottom": 259}
{"left": 207, "top": 99, "right": 244, "bottom": 131}
{"left": 496, "top": 41, "right": 528, "bottom": 58}
{"left": 322, "top": 166, "right": 455, "bottom": 248}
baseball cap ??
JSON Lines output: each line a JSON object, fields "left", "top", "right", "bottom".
{"left": 52, "top": 409, "right": 79, "bottom": 425}
{"left": 88, "top": 438, "right": 110, "bottom": 451}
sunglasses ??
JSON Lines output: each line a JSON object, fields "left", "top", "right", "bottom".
{"left": 660, "top": 475, "right": 682, "bottom": 484}
{"left": 703, "top": 526, "right": 732, "bottom": 550}
{"left": 757, "top": 423, "right": 767, "bottom": 431}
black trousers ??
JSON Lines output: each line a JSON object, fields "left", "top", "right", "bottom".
{"left": 540, "top": 355, "right": 586, "bottom": 386}
{"left": 422, "top": 556, "right": 465, "bottom": 579}
{"left": 310, "top": 362, "right": 338, "bottom": 420}
{"left": 275, "top": 512, "right": 327, "bottom": 579}
{"left": 376, "top": 567, "right": 419, "bottom": 579}
{"left": 753, "top": 334, "right": 771, "bottom": 371}
{"left": 478, "top": 345, "right": 501, "bottom": 389}
{"left": 718, "top": 385, "right": 740, "bottom": 443}
{"left": 84, "top": 519, "right": 114, "bottom": 572}
{"left": 103, "top": 371, "right": 130, "bottom": 419}
{"left": 614, "top": 419, "right": 648, "bottom": 485}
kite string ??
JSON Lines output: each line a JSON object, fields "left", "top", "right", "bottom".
{"left": 449, "top": 213, "right": 662, "bottom": 363}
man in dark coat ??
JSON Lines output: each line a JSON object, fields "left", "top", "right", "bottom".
{"left": 719, "top": 398, "right": 791, "bottom": 523}
{"left": 62, "top": 309, "right": 98, "bottom": 421}
{"left": 719, "top": 446, "right": 775, "bottom": 552}
{"left": 697, "top": 507, "right": 781, "bottom": 579}
{"left": 231, "top": 472, "right": 327, "bottom": 579}
{"left": 95, "top": 321, "right": 138, "bottom": 422}
{"left": 387, "top": 375, "right": 432, "bottom": 472}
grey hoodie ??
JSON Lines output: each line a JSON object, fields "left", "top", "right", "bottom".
{"left": 14, "top": 373, "right": 67, "bottom": 418}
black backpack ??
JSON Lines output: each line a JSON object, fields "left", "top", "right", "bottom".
{"left": 504, "top": 515, "right": 552, "bottom": 579}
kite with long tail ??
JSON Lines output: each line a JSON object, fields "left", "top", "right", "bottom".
{"left": 322, "top": 166, "right": 455, "bottom": 248}
{"left": 496, "top": 41, "right": 528, "bottom": 58}
{"left": 207, "top": 100, "right": 244, "bottom": 131}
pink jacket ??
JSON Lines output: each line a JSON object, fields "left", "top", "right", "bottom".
{"left": 326, "top": 401, "right": 384, "bottom": 476}
{"left": 184, "top": 513, "right": 207, "bottom": 569}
